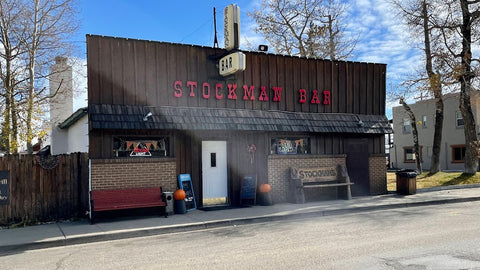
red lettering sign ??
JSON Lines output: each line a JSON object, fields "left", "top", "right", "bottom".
{"left": 215, "top": 83, "right": 223, "bottom": 100}
{"left": 273, "top": 87, "right": 282, "bottom": 102}
{"left": 227, "top": 84, "right": 237, "bottom": 99}
{"left": 243, "top": 85, "right": 255, "bottom": 101}
{"left": 259, "top": 86, "right": 268, "bottom": 101}
{"left": 299, "top": 89, "right": 306, "bottom": 104}
{"left": 311, "top": 90, "right": 320, "bottom": 104}
{"left": 173, "top": 80, "right": 331, "bottom": 106}
{"left": 187, "top": 81, "right": 197, "bottom": 97}
{"left": 323, "top": 90, "right": 331, "bottom": 105}
{"left": 174, "top": 81, "right": 183, "bottom": 98}
{"left": 202, "top": 82, "right": 210, "bottom": 99}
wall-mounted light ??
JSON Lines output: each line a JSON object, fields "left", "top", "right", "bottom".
{"left": 143, "top": 111, "right": 153, "bottom": 121}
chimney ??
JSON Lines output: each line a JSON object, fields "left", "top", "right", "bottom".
{"left": 50, "top": 56, "right": 73, "bottom": 125}
{"left": 49, "top": 56, "right": 73, "bottom": 155}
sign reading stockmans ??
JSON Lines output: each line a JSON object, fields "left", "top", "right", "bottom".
{"left": 290, "top": 166, "right": 337, "bottom": 182}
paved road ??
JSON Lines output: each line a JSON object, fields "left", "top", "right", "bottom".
{"left": 2, "top": 201, "right": 480, "bottom": 269}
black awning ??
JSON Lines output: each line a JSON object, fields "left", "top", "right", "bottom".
{"left": 89, "top": 104, "right": 393, "bottom": 134}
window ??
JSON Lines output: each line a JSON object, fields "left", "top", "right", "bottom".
{"left": 451, "top": 145, "right": 466, "bottom": 163}
{"left": 271, "top": 137, "right": 310, "bottom": 155}
{"left": 403, "top": 146, "right": 422, "bottom": 163}
{"left": 456, "top": 111, "right": 464, "bottom": 127}
{"left": 403, "top": 118, "right": 411, "bottom": 134}
{"left": 113, "top": 137, "right": 171, "bottom": 157}
{"left": 422, "top": 115, "right": 427, "bottom": 128}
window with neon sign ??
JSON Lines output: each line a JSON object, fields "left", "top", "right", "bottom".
{"left": 270, "top": 137, "right": 310, "bottom": 155}
{"left": 113, "top": 137, "right": 170, "bottom": 157}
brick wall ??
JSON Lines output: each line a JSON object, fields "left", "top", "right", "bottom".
{"left": 369, "top": 154, "right": 387, "bottom": 195}
{"left": 267, "top": 155, "right": 347, "bottom": 202}
{"left": 90, "top": 158, "right": 177, "bottom": 192}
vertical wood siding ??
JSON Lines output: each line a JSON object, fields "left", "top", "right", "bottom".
{"left": 0, "top": 153, "right": 89, "bottom": 225}
{"left": 87, "top": 35, "right": 386, "bottom": 115}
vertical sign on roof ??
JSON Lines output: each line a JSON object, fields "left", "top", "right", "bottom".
{"left": 224, "top": 4, "right": 240, "bottom": 51}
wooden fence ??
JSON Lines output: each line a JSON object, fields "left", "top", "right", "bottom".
{"left": 0, "top": 153, "right": 89, "bottom": 226}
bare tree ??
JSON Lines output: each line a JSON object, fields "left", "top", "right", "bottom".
{"left": 399, "top": 97, "right": 423, "bottom": 173}
{"left": 0, "top": 0, "right": 78, "bottom": 154}
{"left": 394, "top": 0, "right": 479, "bottom": 174}
{"left": 394, "top": 0, "right": 446, "bottom": 174}
{"left": 434, "top": 0, "right": 480, "bottom": 174}
{"left": 0, "top": 0, "right": 25, "bottom": 153}
{"left": 21, "top": 0, "right": 78, "bottom": 153}
{"left": 248, "top": 0, "right": 356, "bottom": 60}
{"left": 455, "top": 0, "right": 479, "bottom": 174}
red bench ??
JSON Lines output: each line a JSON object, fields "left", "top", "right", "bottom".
{"left": 90, "top": 186, "right": 167, "bottom": 223}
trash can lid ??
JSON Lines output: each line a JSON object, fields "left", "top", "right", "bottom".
{"left": 395, "top": 169, "right": 418, "bottom": 177}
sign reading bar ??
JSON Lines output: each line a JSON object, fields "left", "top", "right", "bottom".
{"left": 219, "top": 52, "right": 246, "bottom": 76}
{"left": 0, "top": 171, "right": 9, "bottom": 205}
{"left": 290, "top": 166, "right": 337, "bottom": 182}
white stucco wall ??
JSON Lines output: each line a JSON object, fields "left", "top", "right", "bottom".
{"left": 67, "top": 116, "right": 88, "bottom": 153}
{"left": 51, "top": 126, "right": 69, "bottom": 155}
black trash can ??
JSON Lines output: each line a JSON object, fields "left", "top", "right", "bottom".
{"left": 395, "top": 169, "right": 417, "bottom": 195}
{"left": 174, "top": 199, "right": 187, "bottom": 214}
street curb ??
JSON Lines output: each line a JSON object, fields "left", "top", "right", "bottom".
{"left": 1, "top": 195, "right": 480, "bottom": 254}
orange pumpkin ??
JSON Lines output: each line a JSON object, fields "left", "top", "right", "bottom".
{"left": 258, "top": 183, "right": 271, "bottom": 193}
{"left": 173, "top": 189, "right": 186, "bottom": 200}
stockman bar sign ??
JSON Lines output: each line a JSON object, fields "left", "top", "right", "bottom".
{"left": 224, "top": 4, "right": 240, "bottom": 50}
{"left": 0, "top": 171, "right": 9, "bottom": 205}
{"left": 219, "top": 52, "right": 246, "bottom": 76}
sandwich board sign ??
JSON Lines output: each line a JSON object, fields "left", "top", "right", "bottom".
{"left": 178, "top": 174, "right": 197, "bottom": 211}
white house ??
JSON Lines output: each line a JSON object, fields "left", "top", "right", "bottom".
{"left": 49, "top": 57, "right": 88, "bottom": 154}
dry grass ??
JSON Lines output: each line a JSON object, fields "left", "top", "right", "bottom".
{"left": 387, "top": 171, "right": 480, "bottom": 191}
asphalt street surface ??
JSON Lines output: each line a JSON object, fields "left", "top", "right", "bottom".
{"left": 1, "top": 200, "right": 480, "bottom": 269}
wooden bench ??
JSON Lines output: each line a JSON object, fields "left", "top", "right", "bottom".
{"left": 288, "top": 165, "right": 354, "bottom": 204}
{"left": 90, "top": 186, "right": 168, "bottom": 223}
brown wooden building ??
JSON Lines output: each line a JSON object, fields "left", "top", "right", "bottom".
{"left": 87, "top": 35, "right": 392, "bottom": 207}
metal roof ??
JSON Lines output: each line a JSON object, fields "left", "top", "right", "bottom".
{"left": 59, "top": 107, "right": 88, "bottom": 129}
{"left": 89, "top": 104, "right": 393, "bottom": 134}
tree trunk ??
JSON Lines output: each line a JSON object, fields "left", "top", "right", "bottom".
{"left": 421, "top": 0, "right": 443, "bottom": 174}
{"left": 10, "top": 93, "right": 18, "bottom": 154}
{"left": 25, "top": 0, "right": 39, "bottom": 154}
{"left": 430, "top": 97, "right": 443, "bottom": 174}
{"left": 400, "top": 98, "right": 423, "bottom": 173}
{"left": 327, "top": 15, "right": 335, "bottom": 60}
{"left": 26, "top": 63, "right": 35, "bottom": 154}
{"left": 458, "top": 0, "right": 477, "bottom": 174}
{"left": 1, "top": 94, "right": 11, "bottom": 154}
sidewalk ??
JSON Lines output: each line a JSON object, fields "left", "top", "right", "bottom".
{"left": 1, "top": 185, "right": 480, "bottom": 254}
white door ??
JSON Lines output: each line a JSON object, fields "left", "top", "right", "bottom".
{"left": 202, "top": 141, "right": 228, "bottom": 205}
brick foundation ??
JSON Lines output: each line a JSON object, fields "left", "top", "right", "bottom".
{"left": 369, "top": 154, "right": 387, "bottom": 195}
{"left": 90, "top": 158, "right": 177, "bottom": 192}
{"left": 267, "top": 155, "right": 347, "bottom": 203}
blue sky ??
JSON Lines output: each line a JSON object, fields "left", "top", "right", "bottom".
{"left": 76, "top": 0, "right": 422, "bottom": 117}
